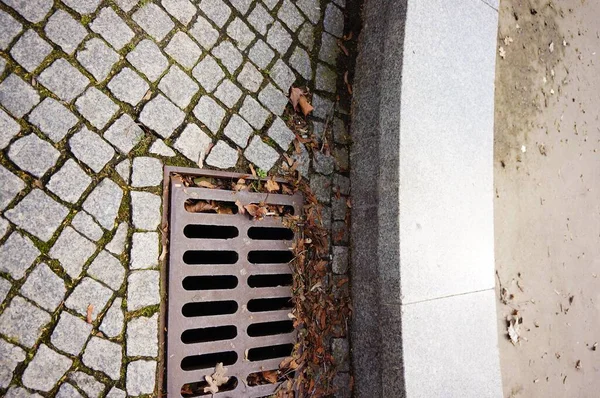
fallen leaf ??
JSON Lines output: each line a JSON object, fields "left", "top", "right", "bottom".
{"left": 194, "top": 178, "right": 216, "bottom": 189}
{"left": 499, "top": 46, "right": 506, "bottom": 59}
{"left": 342, "top": 31, "right": 353, "bottom": 41}
{"left": 265, "top": 178, "right": 280, "bottom": 192}
{"left": 298, "top": 95, "right": 314, "bottom": 116}
{"left": 263, "top": 370, "right": 279, "bottom": 383}
{"left": 249, "top": 164, "right": 257, "bottom": 177}
{"left": 344, "top": 71, "right": 352, "bottom": 94}
{"left": 235, "top": 200, "right": 246, "bottom": 214}
{"left": 549, "top": 41, "right": 554, "bottom": 53}
{"left": 337, "top": 39, "right": 349, "bottom": 56}
{"left": 143, "top": 89, "right": 152, "bottom": 101}
{"left": 289, "top": 87, "right": 303, "bottom": 111}
{"left": 203, "top": 363, "right": 229, "bottom": 394}
{"left": 507, "top": 311, "right": 522, "bottom": 345}
{"left": 86, "top": 304, "right": 93, "bottom": 324}
{"left": 503, "top": 36, "right": 514, "bottom": 46}
{"left": 185, "top": 200, "right": 218, "bottom": 213}
{"left": 576, "top": 359, "right": 582, "bottom": 369}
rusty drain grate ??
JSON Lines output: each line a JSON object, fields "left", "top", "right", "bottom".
{"left": 164, "top": 167, "right": 302, "bottom": 397}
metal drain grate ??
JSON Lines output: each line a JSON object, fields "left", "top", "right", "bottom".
{"left": 164, "top": 167, "right": 302, "bottom": 397}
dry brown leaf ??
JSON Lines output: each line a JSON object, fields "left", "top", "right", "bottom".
{"left": 343, "top": 31, "right": 353, "bottom": 41}
{"left": 185, "top": 200, "right": 217, "bottom": 213}
{"left": 234, "top": 178, "right": 247, "bottom": 191}
{"left": 263, "top": 370, "right": 279, "bottom": 384}
{"left": 507, "top": 311, "right": 522, "bottom": 345}
{"left": 249, "top": 164, "right": 257, "bottom": 177}
{"left": 244, "top": 203, "right": 260, "bottom": 217}
{"left": 265, "top": 178, "right": 280, "bottom": 192}
{"left": 344, "top": 71, "right": 353, "bottom": 94}
{"left": 235, "top": 200, "right": 246, "bottom": 214}
{"left": 86, "top": 304, "right": 93, "bottom": 324}
{"left": 298, "top": 95, "right": 314, "bottom": 116}
{"left": 203, "top": 363, "right": 229, "bottom": 394}
{"left": 217, "top": 206, "right": 234, "bottom": 215}
{"left": 143, "top": 89, "right": 152, "bottom": 101}
{"left": 289, "top": 87, "right": 303, "bottom": 111}
{"left": 337, "top": 39, "right": 349, "bottom": 56}
{"left": 194, "top": 179, "right": 216, "bottom": 189}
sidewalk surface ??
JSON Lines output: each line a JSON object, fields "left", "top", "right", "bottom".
{"left": 0, "top": 0, "right": 352, "bottom": 396}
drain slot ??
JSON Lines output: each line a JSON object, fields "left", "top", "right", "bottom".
{"left": 184, "top": 224, "right": 239, "bottom": 239}
{"left": 181, "top": 352, "right": 238, "bottom": 371}
{"left": 248, "top": 297, "right": 293, "bottom": 312}
{"left": 183, "top": 250, "right": 238, "bottom": 265}
{"left": 181, "top": 326, "right": 237, "bottom": 344}
{"left": 247, "top": 344, "right": 294, "bottom": 362}
{"left": 181, "top": 377, "right": 238, "bottom": 397}
{"left": 247, "top": 320, "right": 294, "bottom": 337}
{"left": 248, "top": 250, "right": 294, "bottom": 264}
{"left": 248, "top": 274, "right": 293, "bottom": 288}
{"left": 182, "top": 276, "right": 238, "bottom": 290}
{"left": 182, "top": 301, "right": 238, "bottom": 317}
{"left": 248, "top": 226, "right": 294, "bottom": 240}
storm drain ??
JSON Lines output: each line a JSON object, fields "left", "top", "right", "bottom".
{"left": 165, "top": 167, "right": 302, "bottom": 397}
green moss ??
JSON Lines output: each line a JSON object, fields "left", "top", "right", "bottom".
{"left": 81, "top": 15, "right": 92, "bottom": 25}
{"left": 126, "top": 304, "right": 160, "bottom": 320}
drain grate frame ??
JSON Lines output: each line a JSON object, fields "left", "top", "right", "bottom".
{"left": 161, "top": 166, "right": 302, "bottom": 397}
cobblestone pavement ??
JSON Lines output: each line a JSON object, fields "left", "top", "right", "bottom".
{"left": 0, "top": 0, "right": 351, "bottom": 396}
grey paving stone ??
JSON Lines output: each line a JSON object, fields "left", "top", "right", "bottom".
{"left": 78, "top": 38, "right": 120, "bottom": 82}
{"left": 91, "top": 7, "right": 134, "bottom": 51}
{"left": 0, "top": 296, "right": 50, "bottom": 348}
{"left": 214, "top": 80, "right": 242, "bottom": 108}
{"left": 20, "top": 263, "right": 65, "bottom": 312}
{"left": 106, "top": 387, "right": 126, "bottom": 398}
{"left": 0, "top": 9, "right": 21, "bottom": 50}
{"left": 115, "top": 159, "right": 131, "bottom": 184}
{"left": 165, "top": 31, "right": 202, "bottom": 69}
{"left": 0, "top": 218, "right": 8, "bottom": 240}
{"left": 320, "top": 33, "right": 340, "bottom": 68}
{"left": 127, "top": 270, "right": 160, "bottom": 311}
{"left": 88, "top": 250, "right": 125, "bottom": 291}
{"left": 127, "top": 314, "right": 158, "bottom": 357}
{"left": 0, "top": 108, "right": 20, "bottom": 149}
{"left": 56, "top": 383, "right": 83, "bottom": 398}
{"left": 331, "top": 338, "right": 350, "bottom": 371}
{"left": 82, "top": 337, "right": 122, "bottom": 380}
{"left": 332, "top": 194, "right": 347, "bottom": 220}
{"left": 278, "top": 0, "right": 304, "bottom": 32}
{"left": 189, "top": 16, "right": 219, "bottom": 50}
{"left": 114, "top": 0, "right": 138, "bottom": 12}
{"left": 66, "top": 277, "right": 113, "bottom": 320}
{"left": 248, "top": 39, "right": 275, "bottom": 69}
{"left": 50, "top": 226, "right": 96, "bottom": 278}
{"left": 230, "top": 0, "right": 252, "bottom": 13}
{"left": 22, "top": 344, "right": 72, "bottom": 392}
{"left": 258, "top": 83, "right": 288, "bottom": 115}
{"left": 61, "top": 0, "right": 102, "bottom": 14}
{"left": 45, "top": 10, "right": 87, "bottom": 54}
{"left": 297, "top": 0, "right": 321, "bottom": 24}
{"left": 192, "top": 55, "right": 224, "bottom": 92}
{"left": 193, "top": 96, "right": 225, "bottom": 133}
{"left": 28, "top": 98, "right": 78, "bottom": 143}
{"left": 126, "top": 39, "right": 169, "bottom": 82}
{"left": 8, "top": 134, "right": 59, "bottom": 178}
{"left": 290, "top": 46, "right": 312, "bottom": 80}
{"left": 159, "top": 65, "right": 199, "bottom": 108}
{"left": 262, "top": 0, "right": 279, "bottom": 10}
{"left": 244, "top": 136, "right": 280, "bottom": 172}
{"left": 107, "top": 68, "right": 149, "bottom": 106}
{"left": 139, "top": 94, "right": 185, "bottom": 138}
{"left": 5, "top": 387, "right": 43, "bottom": 398}
{"left": 270, "top": 59, "right": 296, "bottom": 91}
{"left": 205, "top": 140, "right": 238, "bottom": 169}
{"left": 132, "top": 3, "right": 174, "bottom": 41}
{"left": 131, "top": 193, "right": 161, "bottom": 231}
{"left": 150, "top": 139, "right": 176, "bottom": 157}
{"left": 0, "top": 277, "right": 10, "bottom": 304}
{"left": 313, "top": 151, "right": 335, "bottom": 175}
{"left": 332, "top": 372, "right": 351, "bottom": 398}
{"left": 10, "top": 29, "right": 52, "bottom": 72}
{"left": 0, "top": 73, "right": 40, "bottom": 118}
{"left": 131, "top": 157, "right": 163, "bottom": 187}
{"left": 162, "top": 0, "right": 196, "bottom": 25}
{"left": 212, "top": 41, "right": 243, "bottom": 74}
{"left": 38, "top": 58, "right": 90, "bottom": 102}
{"left": 312, "top": 93, "right": 333, "bottom": 120}
{"left": 239, "top": 95, "right": 269, "bottom": 129}
{"left": 71, "top": 211, "right": 103, "bottom": 241}
{"left": 267, "top": 21, "right": 292, "bottom": 55}
{"left": 247, "top": 4, "right": 273, "bottom": 35}
{"left": 106, "top": 222, "right": 128, "bottom": 255}
{"left": 199, "top": 0, "right": 231, "bottom": 28}
{"left": 82, "top": 178, "right": 124, "bottom": 229}
{"left": 70, "top": 372, "right": 105, "bottom": 398}
{"left": 316, "top": 63, "right": 337, "bottom": 93}
{"left": 298, "top": 21, "right": 315, "bottom": 50}
{"left": 268, "top": 117, "right": 294, "bottom": 149}
{"left": 324, "top": 3, "right": 344, "bottom": 38}
{"left": 0, "top": 339, "right": 25, "bottom": 389}
{"left": 126, "top": 360, "right": 156, "bottom": 395}
{"left": 0, "top": 165, "right": 24, "bottom": 210}
{"left": 174, "top": 123, "right": 212, "bottom": 164}
{"left": 224, "top": 115, "right": 253, "bottom": 148}
{"left": 237, "top": 62, "right": 263, "bottom": 92}
{"left": 332, "top": 245, "right": 348, "bottom": 274}
{"left": 310, "top": 174, "right": 331, "bottom": 203}
{"left": 104, "top": 114, "right": 144, "bottom": 154}
{"left": 51, "top": 311, "right": 92, "bottom": 355}
{"left": 5, "top": 189, "right": 68, "bottom": 242}
{"left": 3, "top": 0, "right": 52, "bottom": 23}
{"left": 227, "top": 18, "right": 255, "bottom": 50}
{"left": 75, "top": 87, "right": 119, "bottom": 129}
{"left": 100, "top": 298, "right": 124, "bottom": 338}
{"left": 70, "top": 127, "right": 115, "bottom": 173}
{"left": 0, "top": 232, "right": 39, "bottom": 279}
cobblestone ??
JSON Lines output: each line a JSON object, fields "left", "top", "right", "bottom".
{"left": 0, "top": 339, "right": 25, "bottom": 388}
{"left": 100, "top": 298, "right": 124, "bottom": 338}
{"left": 131, "top": 192, "right": 161, "bottom": 231}
{"left": 66, "top": 277, "right": 113, "bottom": 321}
{"left": 0, "top": 232, "right": 39, "bottom": 280}
{"left": 45, "top": 10, "right": 87, "bottom": 54}
{"left": 238, "top": 62, "right": 263, "bottom": 92}
{"left": 126, "top": 360, "right": 156, "bottom": 395}
{"left": 91, "top": 8, "right": 134, "bottom": 51}
{"left": 39, "top": 58, "right": 90, "bottom": 102}
{"left": 212, "top": 41, "right": 243, "bottom": 74}
{"left": 87, "top": 250, "right": 125, "bottom": 291}
{"left": 56, "top": 383, "right": 83, "bottom": 398}
{"left": 0, "top": 296, "right": 50, "bottom": 348}
{"left": 268, "top": 117, "right": 295, "bottom": 149}
{"left": 72, "top": 212, "right": 103, "bottom": 241}
{"left": 297, "top": 0, "right": 321, "bottom": 25}
{"left": 114, "top": 0, "right": 138, "bottom": 12}
{"left": 230, "top": 0, "right": 252, "bottom": 13}
{"left": 140, "top": 94, "right": 185, "bottom": 138}
{"left": 319, "top": 32, "right": 340, "bottom": 65}
{"left": 0, "top": 109, "right": 20, "bottom": 149}
{"left": 108, "top": 68, "right": 150, "bottom": 106}
{"left": 244, "top": 136, "right": 280, "bottom": 172}
{"left": 262, "top": 0, "right": 279, "bottom": 10}
{"left": 116, "top": 159, "right": 131, "bottom": 184}
{"left": 83, "top": 178, "right": 123, "bottom": 229}
{"left": 20, "top": 263, "right": 65, "bottom": 312}
{"left": 332, "top": 195, "right": 347, "bottom": 220}
{"left": 199, "top": 0, "right": 231, "bottom": 28}
{"left": 192, "top": 55, "right": 225, "bottom": 92}
{"left": 312, "top": 94, "right": 333, "bottom": 120}
{"left": 61, "top": 0, "right": 102, "bottom": 14}
{"left": 310, "top": 174, "right": 331, "bottom": 204}
{"left": 150, "top": 139, "right": 176, "bottom": 157}
{"left": 290, "top": 46, "right": 312, "bottom": 80}
{"left": 215, "top": 80, "right": 243, "bottom": 107}
{"left": 126, "top": 314, "right": 158, "bottom": 357}
{"left": 50, "top": 226, "right": 96, "bottom": 278}
{"left": 267, "top": 22, "right": 292, "bottom": 55}
{"left": 82, "top": 337, "right": 122, "bottom": 380}
{"left": 131, "top": 157, "right": 163, "bottom": 187}
{"left": 249, "top": 39, "right": 275, "bottom": 69}
{"left": 70, "top": 128, "right": 115, "bottom": 173}
{"left": 291, "top": 142, "right": 310, "bottom": 176}
{"left": 106, "top": 222, "right": 128, "bottom": 256}
{"left": 126, "top": 39, "right": 169, "bottom": 82}
{"left": 127, "top": 270, "right": 160, "bottom": 311}
{"left": 316, "top": 63, "right": 337, "bottom": 93}
{"left": 247, "top": 4, "right": 273, "bottom": 35}
{"left": 332, "top": 372, "right": 351, "bottom": 398}
{"left": 270, "top": 59, "right": 296, "bottom": 91}
{"left": 205, "top": 140, "right": 238, "bottom": 169}
{"left": 104, "top": 114, "right": 145, "bottom": 154}
{"left": 70, "top": 372, "right": 105, "bottom": 398}
{"left": 165, "top": 31, "right": 202, "bottom": 69}
{"left": 189, "top": 16, "right": 219, "bottom": 50}
{"left": 0, "top": 10, "right": 21, "bottom": 50}
{"left": 22, "top": 344, "right": 72, "bottom": 392}
{"left": 77, "top": 38, "right": 120, "bottom": 82}
{"left": 227, "top": 18, "right": 255, "bottom": 50}
{"left": 8, "top": 133, "right": 58, "bottom": 178}
{"left": 0, "top": 277, "right": 10, "bottom": 304}
{"left": 5, "top": 189, "right": 69, "bottom": 242}
{"left": 333, "top": 147, "right": 349, "bottom": 171}
{"left": 174, "top": 123, "right": 212, "bottom": 163}
{"left": 163, "top": 0, "right": 196, "bottom": 25}
{"left": 106, "top": 387, "right": 126, "bottom": 398}
{"left": 194, "top": 96, "right": 225, "bottom": 133}
{"left": 298, "top": 22, "right": 315, "bottom": 50}
{"left": 258, "top": 83, "right": 288, "bottom": 115}
{"left": 240, "top": 95, "right": 269, "bottom": 129}
{"left": 5, "top": 387, "right": 43, "bottom": 398}
{"left": 76, "top": 88, "right": 119, "bottom": 129}
{"left": 10, "top": 29, "right": 52, "bottom": 73}
{"left": 28, "top": 98, "right": 78, "bottom": 143}
{"left": 278, "top": 0, "right": 304, "bottom": 32}
{"left": 0, "top": 166, "right": 24, "bottom": 210}
{"left": 313, "top": 151, "right": 335, "bottom": 175}
{"left": 133, "top": 3, "right": 175, "bottom": 41}
{"left": 51, "top": 311, "right": 93, "bottom": 356}
{"left": 0, "top": 74, "right": 40, "bottom": 118}
{"left": 331, "top": 338, "right": 350, "bottom": 371}
{"left": 324, "top": 4, "right": 344, "bottom": 38}
{"left": 159, "top": 65, "right": 199, "bottom": 108}
{"left": 224, "top": 115, "right": 253, "bottom": 148}
{"left": 332, "top": 246, "right": 348, "bottom": 274}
